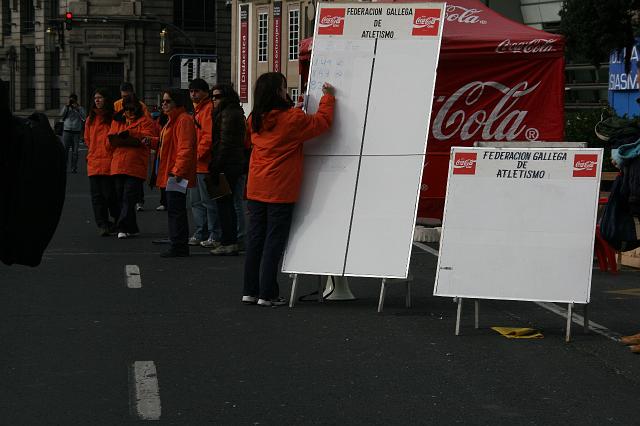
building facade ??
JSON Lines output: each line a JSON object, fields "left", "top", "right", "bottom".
{"left": 0, "top": 0, "right": 232, "bottom": 116}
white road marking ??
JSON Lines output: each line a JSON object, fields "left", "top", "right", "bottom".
{"left": 412, "top": 241, "right": 439, "bottom": 257}
{"left": 412, "top": 240, "right": 621, "bottom": 341}
{"left": 125, "top": 265, "right": 142, "bottom": 288}
{"left": 129, "top": 361, "right": 161, "bottom": 420}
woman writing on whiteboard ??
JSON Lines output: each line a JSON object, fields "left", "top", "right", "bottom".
{"left": 243, "top": 72, "right": 335, "bottom": 307}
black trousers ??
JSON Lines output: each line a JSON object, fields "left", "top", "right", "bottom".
{"left": 166, "top": 190, "right": 189, "bottom": 252}
{"left": 113, "top": 175, "right": 142, "bottom": 234}
{"left": 243, "top": 200, "right": 294, "bottom": 300}
{"left": 215, "top": 173, "right": 240, "bottom": 246}
{"left": 89, "top": 175, "right": 116, "bottom": 229}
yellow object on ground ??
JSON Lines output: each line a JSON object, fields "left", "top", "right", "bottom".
{"left": 491, "top": 327, "right": 544, "bottom": 339}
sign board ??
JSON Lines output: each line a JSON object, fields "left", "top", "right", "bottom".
{"left": 281, "top": 2, "right": 445, "bottom": 278}
{"left": 180, "top": 58, "right": 218, "bottom": 89}
{"left": 433, "top": 147, "right": 603, "bottom": 303}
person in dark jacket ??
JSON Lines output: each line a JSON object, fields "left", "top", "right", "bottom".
{"left": 208, "top": 84, "right": 248, "bottom": 256}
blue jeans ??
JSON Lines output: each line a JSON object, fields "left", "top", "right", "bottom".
{"left": 189, "top": 173, "right": 220, "bottom": 240}
{"left": 234, "top": 174, "right": 247, "bottom": 241}
{"left": 62, "top": 130, "right": 80, "bottom": 171}
{"left": 243, "top": 200, "right": 294, "bottom": 300}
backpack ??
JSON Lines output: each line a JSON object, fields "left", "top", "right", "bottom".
{"left": 600, "top": 174, "right": 640, "bottom": 252}
{"left": 1, "top": 112, "right": 67, "bottom": 266}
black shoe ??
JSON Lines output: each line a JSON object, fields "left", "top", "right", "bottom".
{"left": 98, "top": 227, "right": 110, "bottom": 237}
{"left": 71, "top": 169, "right": 78, "bottom": 174}
{"left": 160, "top": 249, "right": 189, "bottom": 258}
{"left": 152, "top": 237, "right": 171, "bottom": 245}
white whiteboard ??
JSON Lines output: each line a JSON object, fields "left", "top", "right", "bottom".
{"left": 282, "top": 2, "right": 445, "bottom": 278}
{"left": 433, "top": 147, "right": 603, "bottom": 303}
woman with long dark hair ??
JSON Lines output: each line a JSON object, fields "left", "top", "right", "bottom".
{"left": 108, "top": 92, "right": 157, "bottom": 239}
{"left": 208, "top": 83, "right": 247, "bottom": 256}
{"left": 85, "top": 88, "right": 116, "bottom": 236}
{"left": 146, "top": 89, "right": 197, "bottom": 257}
{"left": 243, "top": 72, "right": 335, "bottom": 307}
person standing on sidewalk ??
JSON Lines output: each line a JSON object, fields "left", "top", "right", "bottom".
{"left": 146, "top": 89, "right": 197, "bottom": 257}
{"left": 208, "top": 84, "right": 247, "bottom": 256}
{"left": 242, "top": 73, "right": 335, "bottom": 307}
{"left": 187, "top": 78, "right": 220, "bottom": 248}
{"left": 109, "top": 94, "right": 157, "bottom": 239}
{"left": 60, "top": 94, "right": 86, "bottom": 173}
{"left": 84, "top": 89, "right": 116, "bottom": 236}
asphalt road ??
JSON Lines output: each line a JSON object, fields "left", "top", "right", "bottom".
{"left": 2, "top": 151, "right": 640, "bottom": 425}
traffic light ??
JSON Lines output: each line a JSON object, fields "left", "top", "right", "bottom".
{"left": 64, "top": 11, "right": 73, "bottom": 30}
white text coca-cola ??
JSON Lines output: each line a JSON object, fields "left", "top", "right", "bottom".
{"left": 445, "top": 5, "right": 484, "bottom": 24}
{"left": 574, "top": 160, "right": 596, "bottom": 170}
{"left": 496, "top": 39, "right": 557, "bottom": 54}
{"left": 415, "top": 16, "right": 438, "bottom": 27}
{"left": 432, "top": 81, "right": 541, "bottom": 142}
{"left": 454, "top": 159, "right": 475, "bottom": 168}
{"left": 320, "top": 16, "right": 343, "bottom": 27}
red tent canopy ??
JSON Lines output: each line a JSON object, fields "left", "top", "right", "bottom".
{"left": 299, "top": 0, "right": 565, "bottom": 219}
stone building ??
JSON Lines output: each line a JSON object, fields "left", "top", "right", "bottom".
{"left": 0, "top": 0, "right": 232, "bottom": 115}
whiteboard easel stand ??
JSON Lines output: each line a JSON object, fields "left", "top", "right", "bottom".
{"left": 453, "top": 298, "right": 590, "bottom": 342}
{"left": 288, "top": 274, "right": 325, "bottom": 308}
{"left": 377, "top": 273, "right": 412, "bottom": 313}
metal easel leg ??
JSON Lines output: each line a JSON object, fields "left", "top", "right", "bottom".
{"left": 455, "top": 298, "right": 463, "bottom": 336}
{"left": 318, "top": 275, "right": 324, "bottom": 303}
{"left": 405, "top": 278, "right": 412, "bottom": 308}
{"left": 583, "top": 303, "right": 589, "bottom": 334}
{"left": 377, "top": 278, "right": 387, "bottom": 313}
{"left": 565, "top": 302, "right": 573, "bottom": 342}
{"left": 474, "top": 300, "right": 479, "bottom": 329}
{"left": 289, "top": 274, "right": 299, "bottom": 308}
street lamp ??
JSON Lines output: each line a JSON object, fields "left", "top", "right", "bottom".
{"left": 160, "top": 27, "right": 166, "bottom": 54}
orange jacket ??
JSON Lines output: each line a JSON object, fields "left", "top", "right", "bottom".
{"left": 84, "top": 110, "right": 113, "bottom": 176}
{"left": 114, "top": 98, "right": 152, "bottom": 119}
{"left": 108, "top": 114, "right": 158, "bottom": 180}
{"left": 246, "top": 93, "right": 335, "bottom": 203}
{"left": 152, "top": 107, "right": 197, "bottom": 189}
{"left": 193, "top": 99, "right": 213, "bottom": 173}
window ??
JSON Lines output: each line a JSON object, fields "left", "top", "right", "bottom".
{"left": 174, "top": 0, "right": 215, "bottom": 32}
{"left": 46, "top": 48, "right": 61, "bottom": 110}
{"left": 20, "top": 0, "right": 34, "bottom": 34}
{"left": 288, "top": 9, "right": 299, "bottom": 61}
{"left": 22, "top": 47, "right": 36, "bottom": 109}
{"left": 258, "top": 12, "right": 268, "bottom": 63}
{"left": 2, "top": 0, "right": 11, "bottom": 36}
{"left": 48, "top": 0, "right": 59, "bottom": 19}
{"left": 290, "top": 88, "right": 299, "bottom": 102}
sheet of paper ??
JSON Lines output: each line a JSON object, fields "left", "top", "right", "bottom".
{"left": 166, "top": 176, "right": 188, "bottom": 193}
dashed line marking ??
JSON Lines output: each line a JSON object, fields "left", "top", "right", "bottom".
{"left": 125, "top": 265, "right": 142, "bottom": 288}
{"left": 129, "top": 361, "right": 161, "bottom": 420}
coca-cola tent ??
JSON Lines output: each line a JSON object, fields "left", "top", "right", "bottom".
{"left": 299, "top": 0, "right": 565, "bottom": 219}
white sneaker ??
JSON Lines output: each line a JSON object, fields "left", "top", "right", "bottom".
{"left": 200, "top": 238, "right": 221, "bottom": 248}
{"left": 257, "top": 297, "right": 287, "bottom": 307}
{"left": 242, "top": 295, "right": 258, "bottom": 304}
{"left": 188, "top": 236, "right": 202, "bottom": 246}
{"left": 155, "top": 205, "right": 166, "bottom": 211}
{"left": 135, "top": 203, "right": 144, "bottom": 211}
{"left": 117, "top": 232, "right": 129, "bottom": 239}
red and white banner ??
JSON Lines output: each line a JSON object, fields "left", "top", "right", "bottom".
{"left": 273, "top": 1, "right": 282, "bottom": 72}
{"left": 239, "top": 4, "right": 249, "bottom": 103}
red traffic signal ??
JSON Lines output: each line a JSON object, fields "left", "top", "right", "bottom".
{"left": 64, "top": 11, "right": 73, "bottom": 30}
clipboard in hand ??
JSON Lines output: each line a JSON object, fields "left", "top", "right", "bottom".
{"left": 204, "top": 173, "right": 232, "bottom": 200}
{"left": 108, "top": 133, "right": 142, "bottom": 147}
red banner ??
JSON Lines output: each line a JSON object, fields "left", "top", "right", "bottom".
{"left": 239, "top": 4, "right": 249, "bottom": 102}
{"left": 273, "top": 1, "right": 282, "bottom": 72}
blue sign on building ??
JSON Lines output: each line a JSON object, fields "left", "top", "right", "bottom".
{"left": 609, "top": 40, "right": 640, "bottom": 117}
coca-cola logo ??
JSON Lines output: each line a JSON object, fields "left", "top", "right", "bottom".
{"left": 412, "top": 9, "right": 441, "bottom": 36}
{"left": 573, "top": 154, "right": 598, "bottom": 177}
{"left": 432, "top": 81, "right": 542, "bottom": 143}
{"left": 453, "top": 152, "right": 477, "bottom": 175}
{"left": 496, "top": 39, "right": 557, "bottom": 54}
{"left": 445, "top": 5, "right": 486, "bottom": 25}
{"left": 318, "top": 8, "right": 345, "bottom": 35}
